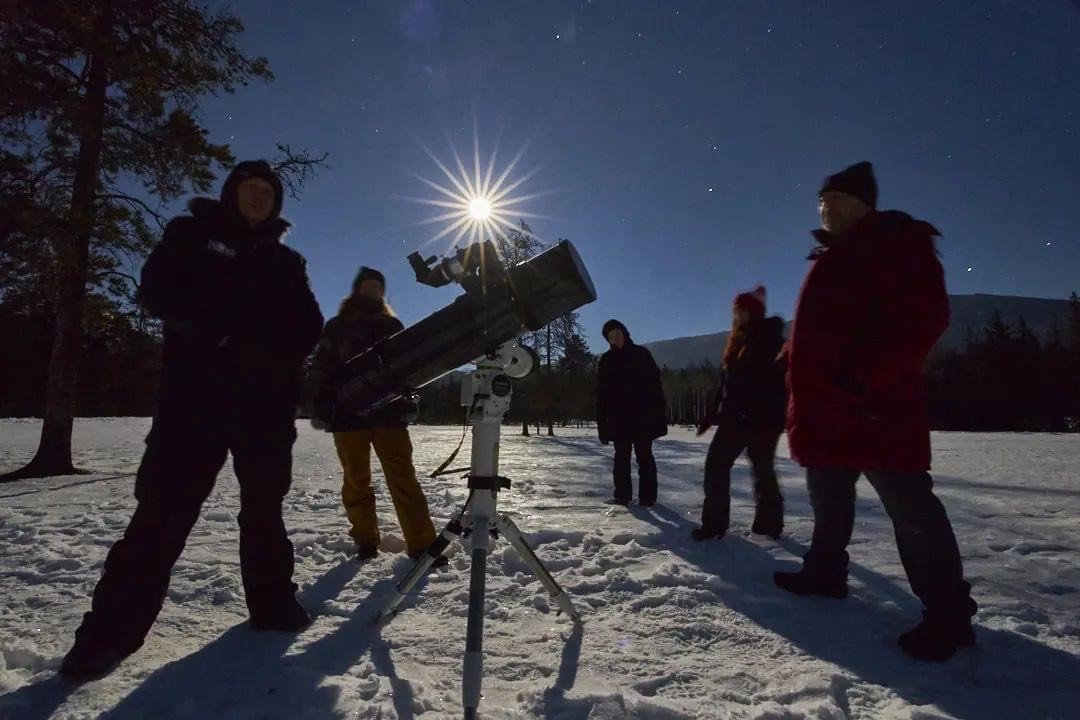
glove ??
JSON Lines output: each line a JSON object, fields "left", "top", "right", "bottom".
{"left": 696, "top": 422, "right": 712, "bottom": 437}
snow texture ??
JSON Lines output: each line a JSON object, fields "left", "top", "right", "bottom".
{"left": 1, "top": 419, "right": 1078, "bottom": 719}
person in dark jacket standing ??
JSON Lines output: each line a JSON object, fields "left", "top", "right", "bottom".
{"left": 692, "top": 286, "right": 786, "bottom": 541}
{"left": 308, "top": 267, "right": 444, "bottom": 566}
{"left": 773, "top": 161, "right": 976, "bottom": 662}
{"left": 60, "top": 161, "right": 325, "bottom": 677}
{"left": 596, "top": 319, "right": 667, "bottom": 506}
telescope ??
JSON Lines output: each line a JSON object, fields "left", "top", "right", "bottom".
{"left": 324, "top": 239, "right": 597, "bottom": 419}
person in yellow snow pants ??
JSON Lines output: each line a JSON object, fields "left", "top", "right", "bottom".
{"left": 309, "top": 266, "right": 442, "bottom": 563}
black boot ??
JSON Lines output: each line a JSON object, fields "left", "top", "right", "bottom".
{"left": 898, "top": 599, "right": 977, "bottom": 661}
{"left": 690, "top": 526, "right": 725, "bottom": 542}
{"left": 59, "top": 622, "right": 141, "bottom": 679}
{"left": 773, "top": 567, "right": 848, "bottom": 598}
{"left": 249, "top": 597, "right": 312, "bottom": 632}
{"left": 751, "top": 500, "right": 784, "bottom": 539}
{"left": 356, "top": 544, "right": 379, "bottom": 561}
{"left": 60, "top": 642, "right": 133, "bottom": 679}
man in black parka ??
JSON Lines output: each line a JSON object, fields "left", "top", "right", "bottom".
{"left": 60, "top": 161, "right": 324, "bottom": 677}
{"left": 596, "top": 319, "right": 668, "bottom": 506}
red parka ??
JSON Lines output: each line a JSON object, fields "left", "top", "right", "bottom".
{"left": 786, "top": 211, "right": 948, "bottom": 472}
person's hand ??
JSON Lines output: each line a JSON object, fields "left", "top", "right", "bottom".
{"left": 696, "top": 423, "right": 711, "bottom": 437}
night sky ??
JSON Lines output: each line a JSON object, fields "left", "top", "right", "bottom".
{"left": 196, "top": 0, "right": 1080, "bottom": 350}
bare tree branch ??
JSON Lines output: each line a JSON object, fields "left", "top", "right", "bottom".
{"left": 271, "top": 143, "right": 330, "bottom": 199}
{"left": 97, "top": 192, "right": 167, "bottom": 228}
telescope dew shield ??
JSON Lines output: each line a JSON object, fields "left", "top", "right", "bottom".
{"left": 336, "top": 240, "right": 597, "bottom": 415}
{"left": 506, "top": 241, "right": 596, "bottom": 331}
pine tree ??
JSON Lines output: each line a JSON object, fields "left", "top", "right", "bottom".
{"left": 1, "top": 1, "right": 325, "bottom": 481}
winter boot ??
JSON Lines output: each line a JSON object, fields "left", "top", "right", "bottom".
{"left": 604, "top": 497, "right": 630, "bottom": 507}
{"left": 773, "top": 567, "right": 848, "bottom": 599}
{"left": 751, "top": 500, "right": 784, "bottom": 539}
{"left": 60, "top": 631, "right": 139, "bottom": 679}
{"left": 898, "top": 599, "right": 977, "bottom": 661}
{"left": 690, "top": 526, "right": 726, "bottom": 542}
{"left": 249, "top": 597, "right": 312, "bottom": 632}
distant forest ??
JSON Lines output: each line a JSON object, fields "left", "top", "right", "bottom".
{"left": 2, "top": 285, "right": 1078, "bottom": 433}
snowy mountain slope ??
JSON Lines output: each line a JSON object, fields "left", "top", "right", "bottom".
{"left": 642, "top": 293, "right": 1073, "bottom": 370}
{"left": 1, "top": 419, "right": 1078, "bottom": 719}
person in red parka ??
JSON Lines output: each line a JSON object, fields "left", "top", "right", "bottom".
{"left": 773, "top": 161, "right": 976, "bottom": 662}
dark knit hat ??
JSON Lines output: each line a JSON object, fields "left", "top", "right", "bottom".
{"left": 352, "top": 266, "right": 386, "bottom": 291}
{"left": 733, "top": 285, "right": 767, "bottom": 319}
{"left": 602, "top": 319, "right": 630, "bottom": 342}
{"left": 819, "top": 161, "right": 877, "bottom": 209}
{"left": 221, "top": 160, "right": 284, "bottom": 221}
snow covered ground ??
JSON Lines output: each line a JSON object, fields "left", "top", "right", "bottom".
{"left": 1, "top": 419, "right": 1078, "bottom": 719}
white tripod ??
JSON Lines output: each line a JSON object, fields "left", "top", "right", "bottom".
{"left": 373, "top": 342, "right": 582, "bottom": 720}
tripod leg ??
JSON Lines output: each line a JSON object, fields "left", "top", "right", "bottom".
{"left": 462, "top": 489, "right": 496, "bottom": 719}
{"left": 495, "top": 514, "right": 582, "bottom": 623}
{"left": 372, "top": 494, "right": 471, "bottom": 628}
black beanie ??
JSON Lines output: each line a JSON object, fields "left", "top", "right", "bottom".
{"left": 819, "top": 161, "right": 878, "bottom": 209}
{"left": 220, "top": 160, "right": 284, "bottom": 221}
{"left": 353, "top": 266, "right": 386, "bottom": 291}
{"left": 602, "top": 319, "right": 630, "bottom": 342}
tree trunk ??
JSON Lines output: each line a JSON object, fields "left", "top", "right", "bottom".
{"left": 521, "top": 421, "right": 529, "bottom": 436}
{"left": 3, "top": 36, "right": 109, "bottom": 482}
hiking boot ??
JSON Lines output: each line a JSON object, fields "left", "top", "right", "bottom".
{"left": 249, "top": 598, "right": 312, "bottom": 632}
{"left": 690, "top": 526, "right": 725, "bottom": 542}
{"left": 773, "top": 568, "right": 848, "bottom": 599}
{"left": 898, "top": 605, "right": 977, "bottom": 661}
{"left": 604, "top": 497, "right": 630, "bottom": 507}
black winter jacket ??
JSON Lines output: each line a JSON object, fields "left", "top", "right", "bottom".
{"left": 307, "top": 297, "right": 414, "bottom": 431}
{"left": 705, "top": 316, "right": 787, "bottom": 433}
{"left": 596, "top": 341, "right": 668, "bottom": 443}
{"left": 140, "top": 198, "right": 324, "bottom": 441}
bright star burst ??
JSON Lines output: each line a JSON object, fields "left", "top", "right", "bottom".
{"left": 405, "top": 129, "right": 550, "bottom": 256}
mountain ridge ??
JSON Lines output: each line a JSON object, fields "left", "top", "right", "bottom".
{"left": 639, "top": 293, "right": 1074, "bottom": 370}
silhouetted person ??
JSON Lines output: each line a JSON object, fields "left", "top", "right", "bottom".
{"left": 596, "top": 319, "right": 667, "bottom": 506}
{"left": 774, "top": 161, "right": 976, "bottom": 662}
{"left": 61, "top": 161, "right": 324, "bottom": 677}
{"left": 692, "top": 286, "right": 786, "bottom": 541}
{"left": 308, "top": 266, "right": 445, "bottom": 567}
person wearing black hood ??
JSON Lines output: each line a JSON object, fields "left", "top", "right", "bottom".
{"left": 308, "top": 267, "right": 445, "bottom": 568}
{"left": 691, "top": 286, "right": 787, "bottom": 541}
{"left": 60, "top": 161, "right": 324, "bottom": 677}
{"left": 596, "top": 319, "right": 668, "bottom": 506}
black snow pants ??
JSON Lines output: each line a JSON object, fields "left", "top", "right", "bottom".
{"left": 76, "top": 414, "right": 298, "bottom": 651}
{"left": 613, "top": 439, "right": 658, "bottom": 505}
{"left": 700, "top": 414, "right": 782, "bottom": 533}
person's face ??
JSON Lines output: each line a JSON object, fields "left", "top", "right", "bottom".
{"left": 607, "top": 328, "right": 626, "bottom": 349}
{"left": 819, "top": 190, "right": 870, "bottom": 235}
{"left": 236, "top": 177, "right": 276, "bottom": 225}
{"left": 357, "top": 278, "right": 385, "bottom": 300}
{"left": 733, "top": 308, "right": 750, "bottom": 326}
